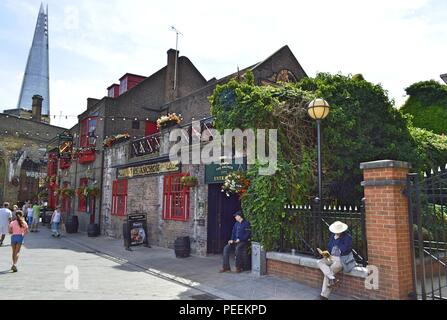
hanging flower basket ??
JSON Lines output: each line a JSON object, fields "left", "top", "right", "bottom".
{"left": 38, "top": 190, "right": 49, "bottom": 199}
{"left": 103, "top": 133, "right": 130, "bottom": 148}
{"left": 86, "top": 186, "right": 100, "bottom": 197}
{"left": 156, "top": 113, "right": 183, "bottom": 129}
{"left": 221, "top": 171, "right": 250, "bottom": 198}
{"left": 75, "top": 186, "right": 86, "bottom": 198}
{"left": 181, "top": 176, "right": 198, "bottom": 188}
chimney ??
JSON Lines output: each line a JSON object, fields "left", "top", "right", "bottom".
{"left": 165, "top": 49, "right": 179, "bottom": 102}
{"left": 31, "top": 95, "right": 43, "bottom": 122}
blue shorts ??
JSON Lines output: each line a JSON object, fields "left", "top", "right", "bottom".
{"left": 11, "top": 235, "right": 24, "bottom": 245}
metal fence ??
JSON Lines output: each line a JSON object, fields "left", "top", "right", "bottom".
{"left": 407, "top": 167, "right": 447, "bottom": 300}
{"left": 279, "top": 198, "right": 368, "bottom": 266}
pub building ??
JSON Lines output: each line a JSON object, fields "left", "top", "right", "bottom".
{"left": 100, "top": 45, "right": 308, "bottom": 255}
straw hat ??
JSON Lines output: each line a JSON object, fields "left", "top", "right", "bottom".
{"left": 329, "top": 221, "right": 348, "bottom": 234}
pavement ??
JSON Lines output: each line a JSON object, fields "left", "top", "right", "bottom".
{"left": 0, "top": 224, "right": 346, "bottom": 300}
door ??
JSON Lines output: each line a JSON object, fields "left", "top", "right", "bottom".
{"left": 207, "top": 184, "right": 241, "bottom": 254}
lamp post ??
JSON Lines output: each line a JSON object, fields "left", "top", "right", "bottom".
{"left": 307, "top": 98, "right": 330, "bottom": 201}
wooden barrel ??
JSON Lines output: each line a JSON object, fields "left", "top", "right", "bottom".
{"left": 65, "top": 215, "right": 79, "bottom": 233}
{"left": 174, "top": 236, "right": 190, "bottom": 258}
{"left": 87, "top": 223, "right": 100, "bottom": 237}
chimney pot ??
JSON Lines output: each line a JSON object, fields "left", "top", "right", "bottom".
{"left": 31, "top": 95, "right": 43, "bottom": 122}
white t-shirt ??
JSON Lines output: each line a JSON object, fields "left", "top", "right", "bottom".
{"left": 27, "top": 207, "right": 33, "bottom": 218}
{"left": 52, "top": 210, "right": 61, "bottom": 223}
{"left": 0, "top": 208, "right": 12, "bottom": 227}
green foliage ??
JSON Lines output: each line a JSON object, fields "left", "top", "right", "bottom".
{"left": 401, "top": 80, "right": 447, "bottom": 134}
{"left": 241, "top": 158, "right": 295, "bottom": 250}
{"left": 405, "top": 80, "right": 447, "bottom": 105}
{"left": 209, "top": 71, "right": 447, "bottom": 248}
{"left": 209, "top": 74, "right": 278, "bottom": 131}
{"left": 296, "top": 73, "right": 421, "bottom": 203}
{"left": 408, "top": 126, "right": 447, "bottom": 172}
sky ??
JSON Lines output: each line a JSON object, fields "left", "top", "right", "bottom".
{"left": 0, "top": 0, "right": 446, "bottom": 129}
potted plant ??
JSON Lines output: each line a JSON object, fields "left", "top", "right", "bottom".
{"left": 181, "top": 176, "right": 198, "bottom": 188}
{"left": 156, "top": 113, "right": 183, "bottom": 129}
{"left": 62, "top": 188, "right": 75, "bottom": 198}
{"left": 75, "top": 186, "right": 86, "bottom": 198}
{"left": 86, "top": 186, "right": 100, "bottom": 198}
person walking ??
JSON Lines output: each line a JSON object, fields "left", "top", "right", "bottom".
{"left": 51, "top": 205, "right": 63, "bottom": 237}
{"left": 9, "top": 211, "right": 29, "bottom": 272}
{"left": 30, "top": 202, "right": 42, "bottom": 232}
{"left": 11, "top": 204, "right": 19, "bottom": 221}
{"left": 26, "top": 205, "right": 34, "bottom": 227}
{"left": 219, "top": 211, "right": 251, "bottom": 273}
{"left": 0, "top": 202, "right": 12, "bottom": 246}
{"left": 316, "top": 221, "right": 357, "bottom": 300}
{"left": 22, "top": 201, "right": 29, "bottom": 221}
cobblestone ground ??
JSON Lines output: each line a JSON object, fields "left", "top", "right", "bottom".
{"left": 0, "top": 229, "right": 205, "bottom": 300}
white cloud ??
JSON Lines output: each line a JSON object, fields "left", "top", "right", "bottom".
{"left": 2, "top": 0, "right": 447, "bottom": 128}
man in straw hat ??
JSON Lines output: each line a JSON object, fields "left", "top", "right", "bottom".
{"left": 317, "top": 221, "right": 357, "bottom": 300}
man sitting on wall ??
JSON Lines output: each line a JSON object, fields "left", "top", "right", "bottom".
{"left": 317, "top": 221, "right": 357, "bottom": 300}
{"left": 219, "top": 211, "right": 251, "bottom": 273}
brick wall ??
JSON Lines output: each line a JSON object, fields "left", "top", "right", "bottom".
{"left": 266, "top": 259, "right": 372, "bottom": 299}
{"left": 266, "top": 160, "right": 415, "bottom": 300}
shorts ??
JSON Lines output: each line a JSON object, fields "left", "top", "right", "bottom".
{"left": 11, "top": 235, "right": 24, "bottom": 245}
{"left": 0, "top": 224, "right": 8, "bottom": 235}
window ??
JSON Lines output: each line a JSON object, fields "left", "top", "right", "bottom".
{"left": 79, "top": 117, "right": 97, "bottom": 147}
{"left": 162, "top": 173, "right": 190, "bottom": 221}
{"left": 112, "top": 179, "right": 127, "bottom": 216}
{"left": 78, "top": 178, "right": 88, "bottom": 212}
{"left": 132, "top": 120, "right": 140, "bottom": 129}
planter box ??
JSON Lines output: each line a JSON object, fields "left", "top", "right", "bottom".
{"left": 78, "top": 150, "right": 96, "bottom": 164}
{"left": 59, "top": 159, "right": 71, "bottom": 169}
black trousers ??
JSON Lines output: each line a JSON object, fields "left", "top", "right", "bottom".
{"left": 222, "top": 241, "right": 248, "bottom": 270}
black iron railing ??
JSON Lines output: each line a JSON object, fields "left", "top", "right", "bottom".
{"left": 407, "top": 167, "right": 447, "bottom": 300}
{"left": 279, "top": 199, "right": 368, "bottom": 266}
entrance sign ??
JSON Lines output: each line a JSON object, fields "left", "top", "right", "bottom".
{"left": 117, "top": 161, "right": 180, "bottom": 179}
{"left": 205, "top": 163, "right": 247, "bottom": 184}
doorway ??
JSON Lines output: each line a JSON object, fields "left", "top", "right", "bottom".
{"left": 207, "top": 184, "right": 241, "bottom": 254}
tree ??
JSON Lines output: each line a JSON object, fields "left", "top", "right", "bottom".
{"left": 400, "top": 80, "right": 447, "bottom": 135}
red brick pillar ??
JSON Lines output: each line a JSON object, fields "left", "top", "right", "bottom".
{"left": 360, "top": 160, "right": 414, "bottom": 300}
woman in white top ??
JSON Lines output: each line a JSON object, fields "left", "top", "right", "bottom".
{"left": 51, "top": 206, "right": 62, "bottom": 237}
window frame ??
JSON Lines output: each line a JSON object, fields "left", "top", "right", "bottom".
{"left": 79, "top": 117, "right": 98, "bottom": 148}
{"left": 112, "top": 179, "right": 127, "bottom": 216}
{"left": 162, "top": 173, "right": 190, "bottom": 222}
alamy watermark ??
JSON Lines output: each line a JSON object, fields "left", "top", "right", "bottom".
{"left": 168, "top": 121, "right": 278, "bottom": 175}
{"left": 64, "top": 265, "right": 79, "bottom": 290}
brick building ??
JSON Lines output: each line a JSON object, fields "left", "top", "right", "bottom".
{"left": 52, "top": 49, "right": 209, "bottom": 233}
{"left": 100, "top": 45, "right": 307, "bottom": 255}
{"left": 0, "top": 95, "right": 65, "bottom": 205}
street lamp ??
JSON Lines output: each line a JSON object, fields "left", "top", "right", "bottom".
{"left": 307, "top": 98, "right": 330, "bottom": 201}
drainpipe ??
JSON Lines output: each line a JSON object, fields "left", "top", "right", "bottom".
{"left": 98, "top": 113, "right": 107, "bottom": 234}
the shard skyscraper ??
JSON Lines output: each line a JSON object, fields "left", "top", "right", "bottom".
{"left": 17, "top": 3, "right": 50, "bottom": 116}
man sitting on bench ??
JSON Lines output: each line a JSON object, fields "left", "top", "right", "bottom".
{"left": 219, "top": 211, "right": 251, "bottom": 273}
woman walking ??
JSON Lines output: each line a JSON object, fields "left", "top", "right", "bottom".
{"left": 51, "top": 205, "right": 62, "bottom": 237}
{"left": 9, "top": 211, "right": 29, "bottom": 272}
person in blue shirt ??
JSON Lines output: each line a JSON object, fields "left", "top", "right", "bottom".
{"left": 220, "top": 211, "right": 251, "bottom": 273}
{"left": 317, "top": 221, "right": 357, "bottom": 300}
